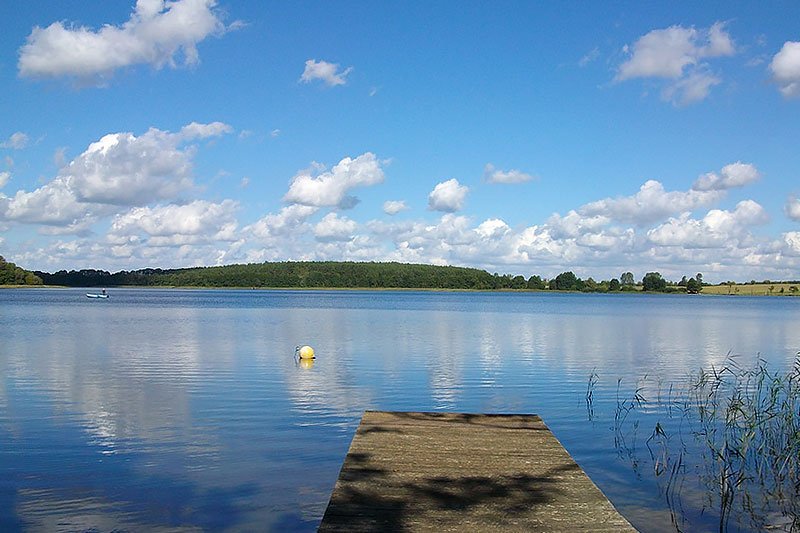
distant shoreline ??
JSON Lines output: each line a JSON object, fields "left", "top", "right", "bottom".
{"left": 3, "top": 284, "right": 798, "bottom": 296}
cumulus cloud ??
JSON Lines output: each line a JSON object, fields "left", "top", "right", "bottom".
{"left": 615, "top": 22, "right": 734, "bottom": 104}
{"left": 579, "top": 179, "right": 723, "bottom": 225}
{"left": 692, "top": 162, "right": 760, "bottom": 191}
{"left": 617, "top": 22, "right": 734, "bottom": 80}
{"left": 180, "top": 121, "right": 233, "bottom": 139}
{"left": 299, "top": 59, "right": 353, "bottom": 87}
{"left": 314, "top": 212, "right": 357, "bottom": 242}
{"left": 0, "top": 122, "right": 230, "bottom": 232}
{"left": 483, "top": 164, "right": 535, "bottom": 184}
{"left": 647, "top": 200, "right": 768, "bottom": 249}
{"left": 0, "top": 171, "right": 9, "bottom": 189}
{"left": 383, "top": 200, "right": 408, "bottom": 215}
{"left": 2, "top": 176, "right": 109, "bottom": 234}
{"left": 786, "top": 196, "right": 800, "bottom": 221}
{"left": 109, "top": 199, "right": 238, "bottom": 246}
{"left": 1, "top": 132, "right": 29, "bottom": 150}
{"left": 770, "top": 41, "right": 800, "bottom": 98}
{"left": 246, "top": 204, "right": 318, "bottom": 241}
{"left": 475, "top": 218, "right": 510, "bottom": 239}
{"left": 661, "top": 70, "right": 721, "bottom": 106}
{"left": 546, "top": 210, "right": 611, "bottom": 239}
{"left": 784, "top": 232, "right": 800, "bottom": 256}
{"left": 18, "top": 0, "right": 230, "bottom": 82}
{"left": 283, "top": 153, "right": 384, "bottom": 208}
{"left": 63, "top": 123, "right": 230, "bottom": 205}
{"left": 428, "top": 179, "right": 468, "bottom": 212}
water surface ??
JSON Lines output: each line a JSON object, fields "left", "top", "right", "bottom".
{"left": 1, "top": 289, "right": 798, "bottom": 531}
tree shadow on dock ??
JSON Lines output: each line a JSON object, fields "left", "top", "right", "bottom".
{"left": 320, "top": 451, "right": 578, "bottom": 531}
{"left": 319, "top": 411, "right": 632, "bottom": 532}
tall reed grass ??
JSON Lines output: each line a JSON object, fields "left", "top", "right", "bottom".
{"left": 588, "top": 353, "right": 800, "bottom": 532}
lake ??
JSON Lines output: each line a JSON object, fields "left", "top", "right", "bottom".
{"left": 1, "top": 288, "right": 798, "bottom": 532}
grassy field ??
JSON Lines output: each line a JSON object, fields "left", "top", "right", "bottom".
{"left": 702, "top": 282, "right": 800, "bottom": 296}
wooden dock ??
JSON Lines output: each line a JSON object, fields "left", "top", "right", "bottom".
{"left": 319, "top": 411, "right": 635, "bottom": 532}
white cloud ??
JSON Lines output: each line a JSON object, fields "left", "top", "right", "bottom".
{"left": 580, "top": 179, "right": 723, "bottom": 225}
{"left": 784, "top": 232, "right": 800, "bottom": 256}
{"left": 428, "top": 179, "right": 468, "bottom": 212}
{"left": 246, "top": 204, "right": 318, "bottom": 241}
{"left": 0, "top": 122, "right": 230, "bottom": 232}
{"left": 299, "top": 59, "right": 353, "bottom": 87}
{"left": 579, "top": 47, "right": 600, "bottom": 67}
{"left": 180, "top": 121, "right": 233, "bottom": 139}
{"left": 63, "top": 123, "right": 229, "bottom": 205}
{"left": 109, "top": 199, "right": 239, "bottom": 246}
{"left": 0, "top": 171, "right": 9, "bottom": 189}
{"left": 705, "top": 21, "right": 736, "bottom": 56}
{"left": 576, "top": 230, "right": 633, "bottom": 251}
{"left": 283, "top": 153, "right": 385, "bottom": 208}
{"left": 615, "top": 22, "right": 734, "bottom": 104}
{"left": 314, "top": 212, "right": 357, "bottom": 242}
{"left": 1, "top": 132, "right": 29, "bottom": 150}
{"left": 475, "top": 218, "right": 510, "bottom": 239}
{"left": 546, "top": 210, "right": 611, "bottom": 239}
{"left": 383, "top": 200, "right": 408, "bottom": 215}
{"left": 483, "top": 164, "right": 535, "bottom": 184}
{"left": 661, "top": 70, "right": 720, "bottom": 106}
{"left": 692, "top": 162, "right": 760, "bottom": 191}
{"left": 770, "top": 41, "right": 800, "bottom": 98}
{"left": 786, "top": 196, "right": 800, "bottom": 221}
{"left": 270, "top": 129, "right": 281, "bottom": 138}
{"left": 18, "top": 0, "right": 230, "bottom": 81}
{"left": 617, "top": 22, "right": 734, "bottom": 80}
{"left": 2, "top": 176, "right": 108, "bottom": 233}
{"left": 647, "top": 200, "right": 768, "bottom": 249}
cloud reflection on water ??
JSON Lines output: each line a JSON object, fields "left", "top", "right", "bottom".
{"left": 1, "top": 290, "right": 800, "bottom": 532}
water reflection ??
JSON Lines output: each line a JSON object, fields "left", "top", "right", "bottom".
{"left": 0, "top": 289, "right": 799, "bottom": 532}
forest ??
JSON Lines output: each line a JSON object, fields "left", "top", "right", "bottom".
{"left": 0, "top": 255, "right": 43, "bottom": 285}
{"left": 34, "top": 261, "right": 501, "bottom": 290}
{"left": 28, "top": 261, "right": 731, "bottom": 294}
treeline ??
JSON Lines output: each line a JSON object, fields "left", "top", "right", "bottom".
{"left": 34, "top": 261, "right": 710, "bottom": 293}
{"left": 546, "top": 270, "right": 705, "bottom": 293}
{"left": 36, "top": 262, "right": 501, "bottom": 289}
{"left": 0, "top": 256, "right": 43, "bottom": 285}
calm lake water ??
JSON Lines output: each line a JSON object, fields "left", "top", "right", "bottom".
{"left": 1, "top": 288, "right": 798, "bottom": 532}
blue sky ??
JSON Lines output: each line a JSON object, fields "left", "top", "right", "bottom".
{"left": 1, "top": 1, "right": 799, "bottom": 283}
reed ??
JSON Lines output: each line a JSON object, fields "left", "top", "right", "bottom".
{"left": 587, "top": 353, "right": 800, "bottom": 532}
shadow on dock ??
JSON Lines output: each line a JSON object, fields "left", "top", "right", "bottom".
{"left": 319, "top": 411, "right": 635, "bottom": 532}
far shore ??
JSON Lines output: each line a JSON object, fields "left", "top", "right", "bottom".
{"left": 3, "top": 283, "right": 799, "bottom": 296}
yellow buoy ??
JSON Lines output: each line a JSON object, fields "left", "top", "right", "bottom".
{"left": 297, "top": 345, "right": 315, "bottom": 359}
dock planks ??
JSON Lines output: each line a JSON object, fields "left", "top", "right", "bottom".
{"left": 319, "top": 411, "right": 635, "bottom": 532}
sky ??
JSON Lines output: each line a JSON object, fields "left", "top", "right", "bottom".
{"left": 1, "top": 1, "right": 799, "bottom": 283}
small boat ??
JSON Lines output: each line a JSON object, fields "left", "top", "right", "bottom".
{"left": 86, "top": 293, "right": 109, "bottom": 299}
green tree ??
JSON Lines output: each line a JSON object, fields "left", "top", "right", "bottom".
{"left": 553, "top": 271, "right": 579, "bottom": 291}
{"left": 642, "top": 272, "right": 667, "bottom": 292}
{"left": 0, "top": 255, "right": 43, "bottom": 285}
{"left": 510, "top": 275, "right": 526, "bottom": 289}
{"left": 686, "top": 277, "right": 701, "bottom": 294}
{"left": 620, "top": 272, "right": 635, "bottom": 286}
{"left": 583, "top": 277, "right": 598, "bottom": 292}
{"left": 609, "top": 278, "right": 621, "bottom": 291}
{"left": 526, "top": 275, "right": 545, "bottom": 290}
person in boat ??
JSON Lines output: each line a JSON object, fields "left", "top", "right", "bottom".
{"left": 101, "top": 288, "right": 106, "bottom": 295}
